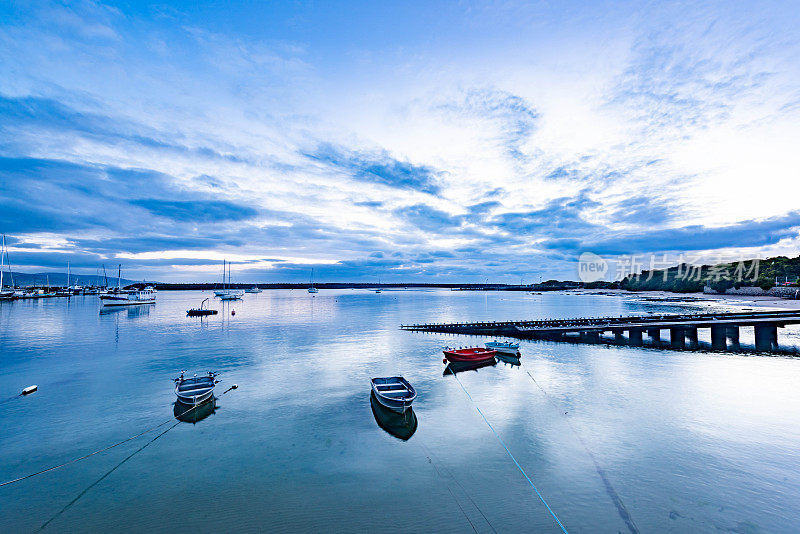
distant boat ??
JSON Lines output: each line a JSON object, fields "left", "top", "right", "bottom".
{"left": 484, "top": 340, "right": 520, "bottom": 354}
{"left": 370, "top": 376, "right": 416, "bottom": 413}
{"left": 215, "top": 259, "right": 244, "bottom": 299}
{"left": 0, "top": 237, "right": 15, "bottom": 300}
{"left": 245, "top": 287, "right": 262, "bottom": 293}
{"left": 308, "top": 268, "right": 318, "bottom": 293}
{"left": 174, "top": 371, "right": 217, "bottom": 405}
{"left": 187, "top": 298, "right": 218, "bottom": 316}
{"left": 443, "top": 347, "right": 497, "bottom": 363}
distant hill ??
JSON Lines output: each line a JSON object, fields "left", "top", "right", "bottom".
{"left": 621, "top": 255, "right": 800, "bottom": 293}
{"left": 0, "top": 271, "right": 139, "bottom": 288}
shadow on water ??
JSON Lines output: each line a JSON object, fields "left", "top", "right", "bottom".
{"left": 442, "top": 358, "right": 497, "bottom": 375}
{"left": 370, "top": 392, "right": 417, "bottom": 441}
{"left": 174, "top": 397, "right": 217, "bottom": 424}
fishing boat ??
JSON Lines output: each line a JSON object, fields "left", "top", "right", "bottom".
{"left": 370, "top": 392, "right": 417, "bottom": 440}
{"left": 370, "top": 376, "right": 416, "bottom": 413}
{"left": 245, "top": 286, "right": 262, "bottom": 293}
{"left": 187, "top": 298, "right": 218, "bottom": 316}
{"left": 485, "top": 340, "right": 520, "bottom": 354}
{"left": 174, "top": 371, "right": 218, "bottom": 405}
{"left": 308, "top": 268, "right": 319, "bottom": 293}
{"left": 443, "top": 347, "right": 497, "bottom": 363}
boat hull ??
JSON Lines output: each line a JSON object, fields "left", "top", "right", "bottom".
{"left": 371, "top": 377, "right": 416, "bottom": 413}
{"left": 175, "top": 375, "right": 217, "bottom": 405}
{"left": 101, "top": 298, "right": 156, "bottom": 307}
{"left": 443, "top": 348, "right": 497, "bottom": 363}
{"left": 485, "top": 342, "right": 520, "bottom": 354}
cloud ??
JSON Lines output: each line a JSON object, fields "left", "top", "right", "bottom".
{"left": 543, "top": 212, "right": 800, "bottom": 255}
{"left": 304, "top": 143, "right": 442, "bottom": 195}
{"left": 436, "top": 88, "right": 539, "bottom": 161}
{"left": 130, "top": 199, "right": 258, "bottom": 223}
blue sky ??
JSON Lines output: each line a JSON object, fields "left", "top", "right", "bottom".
{"left": 1, "top": 0, "right": 799, "bottom": 282}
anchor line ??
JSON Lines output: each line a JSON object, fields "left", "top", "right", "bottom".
{"left": 417, "top": 439, "right": 498, "bottom": 534}
{"left": 448, "top": 369, "right": 568, "bottom": 533}
{"left": 0, "top": 387, "right": 237, "bottom": 488}
{"left": 520, "top": 363, "right": 639, "bottom": 534}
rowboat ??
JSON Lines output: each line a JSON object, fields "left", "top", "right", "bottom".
{"left": 174, "top": 371, "right": 218, "bottom": 405}
{"left": 370, "top": 392, "right": 417, "bottom": 440}
{"left": 485, "top": 340, "right": 520, "bottom": 354}
{"left": 370, "top": 376, "right": 416, "bottom": 413}
{"left": 442, "top": 347, "right": 497, "bottom": 363}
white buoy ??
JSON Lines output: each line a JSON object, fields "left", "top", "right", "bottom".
{"left": 21, "top": 385, "right": 38, "bottom": 395}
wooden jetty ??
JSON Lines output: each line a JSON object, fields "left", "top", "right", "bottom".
{"left": 401, "top": 310, "right": 800, "bottom": 351}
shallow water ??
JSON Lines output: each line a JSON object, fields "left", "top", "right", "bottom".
{"left": 1, "top": 290, "right": 800, "bottom": 533}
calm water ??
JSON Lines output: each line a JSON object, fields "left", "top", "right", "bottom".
{"left": 2, "top": 290, "right": 800, "bottom": 533}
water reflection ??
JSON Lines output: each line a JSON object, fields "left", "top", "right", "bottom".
{"left": 496, "top": 352, "right": 522, "bottom": 367}
{"left": 370, "top": 392, "right": 417, "bottom": 441}
{"left": 174, "top": 397, "right": 217, "bottom": 424}
{"left": 443, "top": 358, "right": 497, "bottom": 375}
{"left": 99, "top": 304, "right": 152, "bottom": 319}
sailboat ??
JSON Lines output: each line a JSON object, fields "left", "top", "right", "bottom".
{"left": 217, "top": 260, "right": 243, "bottom": 300}
{"left": 0, "top": 235, "right": 15, "bottom": 300}
{"left": 307, "top": 268, "right": 319, "bottom": 293}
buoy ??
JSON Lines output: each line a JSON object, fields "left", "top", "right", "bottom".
{"left": 21, "top": 385, "right": 38, "bottom": 395}
{"left": 231, "top": 309, "right": 236, "bottom": 316}
{"left": 231, "top": 384, "right": 238, "bottom": 389}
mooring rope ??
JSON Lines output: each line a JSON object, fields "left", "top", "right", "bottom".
{"left": 417, "top": 438, "right": 498, "bottom": 534}
{"left": 449, "top": 368, "right": 568, "bottom": 533}
{"left": 520, "top": 363, "right": 639, "bottom": 534}
{"left": 0, "top": 385, "right": 238, "bottom": 488}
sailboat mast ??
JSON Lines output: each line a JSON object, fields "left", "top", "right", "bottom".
{"left": 67, "top": 262, "right": 70, "bottom": 289}
{"left": 103, "top": 264, "right": 108, "bottom": 287}
{"left": 117, "top": 264, "right": 121, "bottom": 292}
{"left": 1, "top": 235, "right": 4, "bottom": 290}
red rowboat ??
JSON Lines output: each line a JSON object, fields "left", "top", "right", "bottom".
{"left": 443, "top": 347, "right": 497, "bottom": 363}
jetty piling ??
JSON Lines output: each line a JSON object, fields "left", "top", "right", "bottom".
{"left": 401, "top": 310, "right": 800, "bottom": 352}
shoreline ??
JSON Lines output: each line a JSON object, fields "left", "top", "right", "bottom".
{"left": 583, "top": 288, "right": 800, "bottom": 310}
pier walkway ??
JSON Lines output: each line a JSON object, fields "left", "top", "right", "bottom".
{"left": 401, "top": 310, "right": 800, "bottom": 351}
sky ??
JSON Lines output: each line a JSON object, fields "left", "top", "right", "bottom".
{"left": 1, "top": 0, "right": 799, "bottom": 283}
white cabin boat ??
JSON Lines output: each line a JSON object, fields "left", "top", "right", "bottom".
{"left": 100, "top": 287, "right": 156, "bottom": 306}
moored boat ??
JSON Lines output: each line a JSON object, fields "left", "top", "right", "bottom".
{"left": 174, "top": 371, "right": 218, "bottom": 405}
{"left": 485, "top": 340, "right": 520, "bottom": 354}
{"left": 443, "top": 347, "right": 497, "bottom": 363}
{"left": 245, "top": 287, "right": 262, "bottom": 293}
{"left": 370, "top": 376, "right": 416, "bottom": 413}
{"left": 100, "top": 287, "right": 156, "bottom": 306}
{"left": 187, "top": 298, "right": 218, "bottom": 316}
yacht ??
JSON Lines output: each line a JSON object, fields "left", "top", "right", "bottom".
{"left": 307, "top": 268, "right": 319, "bottom": 293}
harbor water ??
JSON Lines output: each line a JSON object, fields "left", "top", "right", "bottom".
{"left": 2, "top": 290, "right": 800, "bottom": 532}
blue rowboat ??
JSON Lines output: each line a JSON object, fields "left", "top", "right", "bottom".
{"left": 370, "top": 376, "right": 416, "bottom": 413}
{"left": 174, "top": 371, "right": 218, "bottom": 405}
{"left": 485, "top": 340, "right": 520, "bottom": 354}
